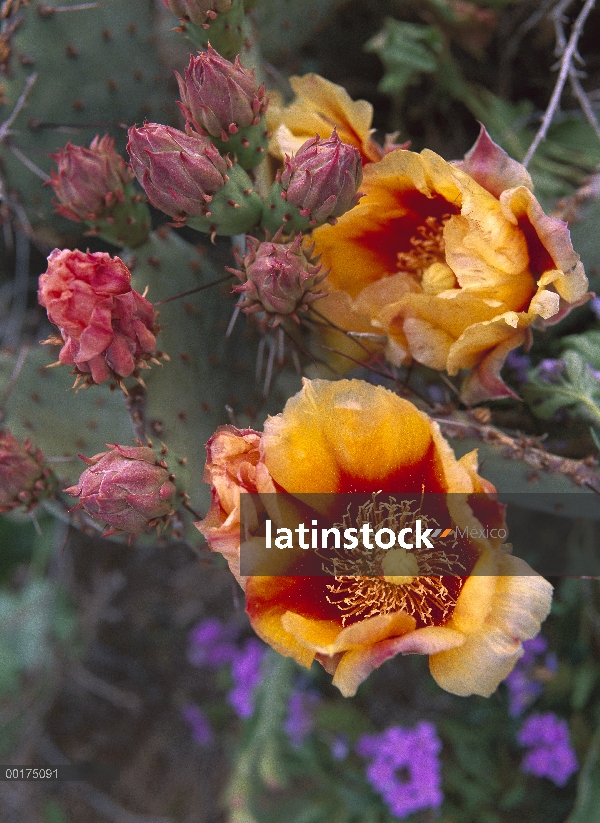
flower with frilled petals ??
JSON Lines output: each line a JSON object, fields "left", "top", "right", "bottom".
{"left": 66, "top": 444, "right": 177, "bottom": 535}
{"left": 228, "top": 231, "right": 327, "bottom": 326}
{"left": 127, "top": 123, "right": 230, "bottom": 223}
{"left": 196, "top": 378, "right": 553, "bottom": 698}
{"left": 0, "top": 430, "right": 56, "bottom": 513}
{"left": 38, "top": 249, "right": 160, "bottom": 388}
{"left": 267, "top": 74, "right": 396, "bottom": 165}
{"left": 310, "top": 127, "right": 589, "bottom": 402}
{"left": 48, "top": 135, "right": 134, "bottom": 223}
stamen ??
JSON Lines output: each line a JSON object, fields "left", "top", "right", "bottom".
{"left": 322, "top": 494, "right": 470, "bottom": 628}
{"left": 397, "top": 214, "right": 451, "bottom": 276}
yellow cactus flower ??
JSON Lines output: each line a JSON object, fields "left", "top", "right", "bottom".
{"left": 267, "top": 73, "right": 388, "bottom": 165}
{"left": 310, "top": 128, "right": 589, "bottom": 402}
{"left": 196, "top": 378, "right": 553, "bottom": 697}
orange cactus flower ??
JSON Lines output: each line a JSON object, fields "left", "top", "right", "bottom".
{"left": 267, "top": 74, "right": 389, "bottom": 166}
{"left": 310, "top": 128, "right": 589, "bottom": 403}
{"left": 196, "top": 378, "right": 552, "bottom": 697}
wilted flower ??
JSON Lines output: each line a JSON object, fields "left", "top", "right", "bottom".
{"left": 229, "top": 232, "right": 327, "bottom": 326}
{"left": 66, "top": 444, "right": 177, "bottom": 535}
{"left": 127, "top": 123, "right": 230, "bottom": 223}
{"left": 38, "top": 249, "right": 159, "bottom": 388}
{"left": 357, "top": 723, "right": 443, "bottom": 819}
{"left": 310, "top": 127, "right": 589, "bottom": 402}
{"left": 262, "top": 131, "right": 363, "bottom": 233}
{"left": 196, "top": 378, "right": 553, "bottom": 698}
{"left": 267, "top": 74, "right": 394, "bottom": 165}
{"left": 518, "top": 712, "right": 578, "bottom": 786}
{"left": 0, "top": 430, "right": 56, "bottom": 513}
{"left": 162, "top": 0, "right": 233, "bottom": 26}
{"left": 48, "top": 135, "right": 134, "bottom": 223}
{"left": 177, "top": 46, "right": 267, "bottom": 142}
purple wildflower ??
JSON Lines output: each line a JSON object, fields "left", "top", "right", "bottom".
{"left": 538, "top": 359, "right": 566, "bottom": 384}
{"left": 428, "top": 384, "right": 446, "bottom": 404}
{"left": 356, "top": 722, "right": 443, "bottom": 819}
{"left": 504, "top": 636, "right": 557, "bottom": 717}
{"left": 505, "top": 349, "right": 531, "bottom": 385}
{"left": 227, "top": 638, "right": 267, "bottom": 719}
{"left": 590, "top": 296, "right": 600, "bottom": 319}
{"left": 284, "top": 689, "right": 320, "bottom": 748}
{"left": 181, "top": 702, "right": 213, "bottom": 746}
{"left": 188, "top": 617, "right": 238, "bottom": 667}
{"left": 518, "top": 713, "right": 578, "bottom": 787}
{"left": 330, "top": 735, "right": 349, "bottom": 761}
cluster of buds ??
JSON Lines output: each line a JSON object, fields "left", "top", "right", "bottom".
{"left": 229, "top": 231, "right": 327, "bottom": 326}
{"left": 263, "top": 130, "right": 363, "bottom": 235}
{"left": 38, "top": 249, "right": 162, "bottom": 390}
{"left": 0, "top": 430, "right": 56, "bottom": 513}
{"left": 48, "top": 136, "right": 151, "bottom": 248}
{"left": 66, "top": 444, "right": 178, "bottom": 536}
{"left": 177, "top": 46, "right": 268, "bottom": 171}
{"left": 127, "top": 123, "right": 262, "bottom": 236}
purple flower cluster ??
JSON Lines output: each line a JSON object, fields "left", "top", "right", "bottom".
{"left": 284, "top": 688, "right": 320, "bottom": 748}
{"left": 517, "top": 712, "right": 578, "bottom": 787}
{"left": 504, "top": 635, "right": 557, "bottom": 717}
{"left": 356, "top": 722, "right": 443, "bottom": 819}
{"left": 188, "top": 618, "right": 267, "bottom": 719}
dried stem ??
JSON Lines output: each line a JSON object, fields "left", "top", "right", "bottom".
{"left": 523, "top": 0, "right": 597, "bottom": 167}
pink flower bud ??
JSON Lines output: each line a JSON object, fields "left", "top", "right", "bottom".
{"left": 48, "top": 135, "right": 134, "bottom": 223}
{"left": 176, "top": 46, "right": 267, "bottom": 142}
{"left": 66, "top": 444, "right": 177, "bottom": 535}
{"left": 0, "top": 430, "right": 55, "bottom": 513}
{"left": 127, "top": 123, "right": 230, "bottom": 223}
{"left": 279, "top": 131, "right": 362, "bottom": 225}
{"left": 162, "top": 0, "right": 234, "bottom": 26}
{"left": 229, "top": 232, "right": 327, "bottom": 326}
{"left": 38, "top": 249, "right": 159, "bottom": 388}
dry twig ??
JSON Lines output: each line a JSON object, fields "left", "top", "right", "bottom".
{"left": 523, "top": 0, "right": 598, "bottom": 167}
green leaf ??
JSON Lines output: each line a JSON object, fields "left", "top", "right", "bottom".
{"left": 524, "top": 350, "right": 600, "bottom": 428}
{"left": 364, "top": 18, "right": 443, "bottom": 97}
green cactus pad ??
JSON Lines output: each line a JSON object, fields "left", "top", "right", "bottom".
{"left": 0, "top": 0, "right": 176, "bottom": 234}
{"left": 174, "top": 0, "right": 245, "bottom": 61}
{"left": 185, "top": 164, "right": 263, "bottom": 236}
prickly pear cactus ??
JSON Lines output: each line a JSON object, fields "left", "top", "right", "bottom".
{"left": 0, "top": 0, "right": 176, "bottom": 232}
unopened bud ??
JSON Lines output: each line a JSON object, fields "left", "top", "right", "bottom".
{"left": 48, "top": 136, "right": 151, "bottom": 248}
{"left": 66, "top": 444, "right": 178, "bottom": 535}
{"left": 262, "top": 131, "right": 362, "bottom": 235}
{"left": 38, "top": 249, "right": 161, "bottom": 389}
{"left": 127, "top": 123, "right": 230, "bottom": 224}
{"left": 0, "top": 430, "right": 56, "bottom": 513}
{"left": 177, "top": 47, "right": 269, "bottom": 171}
{"left": 228, "top": 231, "right": 327, "bottom": 326}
